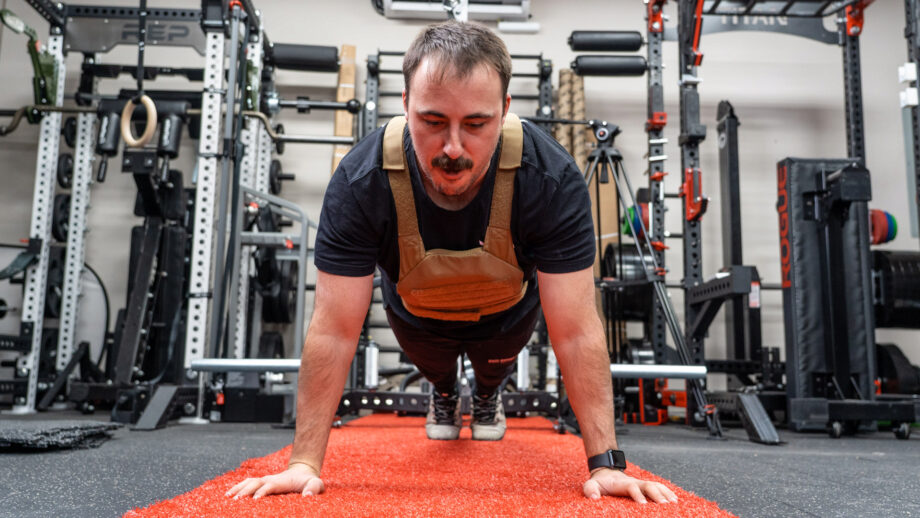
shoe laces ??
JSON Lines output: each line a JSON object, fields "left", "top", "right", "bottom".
{"left": 432, "top": 392, "right": 459, "bottom": 424}
{"left": 473, "top": 392, "right": 499, "bottom": 423}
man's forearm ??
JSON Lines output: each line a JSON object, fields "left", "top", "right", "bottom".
{"left": 553, "top": 329, "right": 618, "bottom": 458}
{"left": 288, "top": 333, "right": 357, "bottom": 474}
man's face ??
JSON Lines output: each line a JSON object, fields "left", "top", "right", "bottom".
{"left": 403, "top": 57, "right": 510, "bottom": 201}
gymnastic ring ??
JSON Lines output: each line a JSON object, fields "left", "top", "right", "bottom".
{"left": 121, "top": 94, "right": 157, "bottom": 148}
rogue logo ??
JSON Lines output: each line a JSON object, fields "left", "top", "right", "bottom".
{"left": 122, "top": 23, "right": 190, "bottom": 43}
{"left": 777, "top": 164, "right": 791, "bottom": 288}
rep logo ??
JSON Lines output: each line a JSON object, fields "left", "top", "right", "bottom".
{"left": 122, "top": 23, "right": 190, "bottom": 43}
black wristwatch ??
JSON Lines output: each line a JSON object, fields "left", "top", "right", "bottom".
{"left": 587, "top": 449, "right": 627, "bottom": 472}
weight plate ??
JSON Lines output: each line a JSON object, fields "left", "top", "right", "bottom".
{"left": 269, "top": 159, "right": 283, "bottom": 195}
{"left": 274, "top": 124, "right": 285, "bottom": 155}
{"left": 57, "top": 153, "right": 74, "bottom": 189}
{"left": 51, "top": 194, "right": 71, "bottom": 243}
{"left": 62, "top": 117, "right": 77, "bottom": 148}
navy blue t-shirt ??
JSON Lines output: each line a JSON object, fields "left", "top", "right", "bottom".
{"left": 314, "top": 118, "right": 595, "bottom": 340}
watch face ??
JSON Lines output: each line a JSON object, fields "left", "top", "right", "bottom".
{"left": 612, "top": 450, "right": 626, "bottom": 469}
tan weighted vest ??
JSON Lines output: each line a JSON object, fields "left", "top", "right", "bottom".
{"left": 385, "top": 113, "right": 527, "bottom": 322}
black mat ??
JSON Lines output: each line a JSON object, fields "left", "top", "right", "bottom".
{"left": 0, "top": 420, "right": 122, "bottom": 451}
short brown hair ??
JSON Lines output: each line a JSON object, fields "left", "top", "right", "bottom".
{"left": 402, "top": 21, "right": 512, "bottom": 102}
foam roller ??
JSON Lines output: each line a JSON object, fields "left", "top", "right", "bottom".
{"left": 270, "top": 43, "right": 339, "bottom": 72}
{"left": 571, "top": 55, "right": 648, "bottom": 77}
{"left": 568, "top": 31, "right": 643, "bottom": 52}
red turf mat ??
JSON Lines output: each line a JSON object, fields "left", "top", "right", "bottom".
{"left": 125, "top": 414, "right": 735, "bottom": 518}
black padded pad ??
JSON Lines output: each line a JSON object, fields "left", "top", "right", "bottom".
{"left": 270, "top": 43, "right": 338, "bottom": 72}
{"left": 0, "top": 420, "right": 122, "bottom": 451}
{"left": 777, "top": 158, "right": 875, "bottom": 431}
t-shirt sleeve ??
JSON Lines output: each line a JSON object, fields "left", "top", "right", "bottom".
{"left": 520, "top": 163, "right": 596, "bottom": 274}
{"left": 313, "top": 166, "right": 381, "bottom": 277}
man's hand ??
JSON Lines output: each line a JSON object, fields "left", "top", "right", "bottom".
{"left": 225, "top": 463, "right": 326, "bottom": 499}
{"left": 582, "top": 468, "right": 678, "bottom": 504}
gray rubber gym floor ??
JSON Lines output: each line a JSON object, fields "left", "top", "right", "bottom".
{"left": 1, "top": 410, "right": 918, "bottom": 518}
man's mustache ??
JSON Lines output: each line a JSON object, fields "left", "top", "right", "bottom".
{"left": 431, "top": 155, "right": 473, "bottom": 173}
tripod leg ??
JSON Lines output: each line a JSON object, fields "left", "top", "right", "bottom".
{"left": 602, "top": 153, "right": 662, "bottom": 278}
{"left": 602, "top": 153, "right": 723, "bottom": 438}
{"left": 583, "top": 152, "right": 601, "bottom": 185}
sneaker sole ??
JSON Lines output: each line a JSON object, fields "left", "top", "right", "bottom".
{"left": 426, "top": 424, "right": 461, "bottom": 440}
{"left": 470, "top": 425, "right": 505, "bottom": 441}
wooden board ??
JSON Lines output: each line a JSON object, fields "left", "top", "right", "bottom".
{"left": 331, "top": 44, "right": 356, "bottom": 175}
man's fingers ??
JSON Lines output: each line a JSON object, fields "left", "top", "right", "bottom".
{"left": 660, "top": 484, "right": 679, "bottom": 503}
{"left": 304, "top": 476, "right": 326, "bottom": 496}
{"left": 252, "top": 482, "right": 277, "bottom": 500}
{"left": 584, "top": 472, "right": 677, "bottom": 504}
{"left": 582, "top": 478, "right": 602, "bottom": 499}
{"left": 233, "top": 479, "right": 263, "bottom": 499}
{"left": 226, "top": 478, "right": 252, "bottom": 497}
{"left": 627, "top": 482, "right": 648, "bottom": 504}
{"left": 226, "top": 470, "right": 324, "bottom": 500}
{"left": 643, "top": 483, "right": 669, "bottom": 504}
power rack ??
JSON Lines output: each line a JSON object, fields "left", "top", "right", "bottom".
{"left": 0, "top": 0, "right": 357, "bottom": 428}
{"left": 648, "top": 0, "right": 918, "bottom": 438}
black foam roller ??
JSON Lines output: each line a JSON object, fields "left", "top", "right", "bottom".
{"left": 270, "top": 43, "right": 339, "bottom": 73}
{"left": 571, "top": 55, "right": 648, "bottom": 77}
{"left": 568, "top": 31, "right": 643, "bottom": 52}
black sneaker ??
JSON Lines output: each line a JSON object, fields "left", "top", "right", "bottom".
{"left": 471, "top": 391, "right": 506, "bottom": 441}
{"left": 425, "top": 391, "right": 461, "bottom": 440}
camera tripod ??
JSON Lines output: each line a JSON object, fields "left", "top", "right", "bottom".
{"left": 580, "top": 119, "right": 723, "bottom": 439}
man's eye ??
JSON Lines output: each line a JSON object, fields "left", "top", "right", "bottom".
{"left": 424, "top": 120, "right": 443, "bottom": 126}
{"left": 467, "top": 122, "right": 485, "bottom": 128}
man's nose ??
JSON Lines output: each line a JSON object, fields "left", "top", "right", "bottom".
{"left": 442, "top": 125, "right": 463, "bottom": 159}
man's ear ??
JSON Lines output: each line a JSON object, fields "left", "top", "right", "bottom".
{"left": 402, "top": 89, "right": 409, "bottom": 116}
{"left": 501, "top": 93, "right": 511, "bottom": 125}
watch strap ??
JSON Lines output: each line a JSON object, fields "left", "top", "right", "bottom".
{"left": 587, "top": 449, "right": 627, "bottom": 472}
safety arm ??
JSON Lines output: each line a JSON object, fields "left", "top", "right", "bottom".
{"left": 288, "top": 270, "right": 373, "bottom": 474}
{"left": 1, "top": 9, "right": 53, "bottom": 107}
{"left": 0, "top": 9, "right": 38, "bottom": 40}
{"left": 537, "top": 267, "right": 618, "bottom": 460}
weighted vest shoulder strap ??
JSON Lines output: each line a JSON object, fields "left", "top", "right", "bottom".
{"left": 384, "top": 113, "right": 523, "bottom": 264}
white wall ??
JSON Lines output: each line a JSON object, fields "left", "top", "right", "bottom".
{"left": 0, "top": 0, "right": 917, "bottom": 370}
